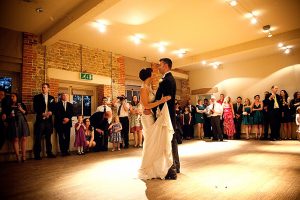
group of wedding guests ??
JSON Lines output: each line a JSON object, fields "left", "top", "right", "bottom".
{"left": 0, "top": 82, "right": 146, "bottom": 162}
{"left": 175, "top": 87, "right": 300, "bottom": 142}
{"left": 1, "top": 82, "right": 299, "bottom": 162}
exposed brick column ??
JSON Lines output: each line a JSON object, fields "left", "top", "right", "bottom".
{"left": 22, "top": 33, "right": 39, "bottom": 112}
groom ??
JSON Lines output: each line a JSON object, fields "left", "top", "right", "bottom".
{"left": 154, "top": 58, "right": 180, "bottom": 180}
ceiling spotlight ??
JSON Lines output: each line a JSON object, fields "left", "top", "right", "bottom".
{"left": 154, "top": 42, "right": 168, "bottom": 53}
{"left": 284, "top": 48, "right": 291, "bottom": 54}
{"left": 35, "top": 7, "right": 43, "bottom": 13}
{"left": 250, "top": 17, "right": 257, "bottom": 24}
{"left": 209, "top": 61, "right": 221, "bottom": 69}
{"left": 158, "top": 46, "right": 166, "bottom": 53}
{"left": 229, "top": 0, "right": 238, "bottom": 6}
{"left": 278, "top": 43, "right": 284, "bottom": 48}
{"left": 131, "top": 34, "right": 144, "bottom": 45}
{"left": 267, "top": 32, "right": 272, "bottom": 38}
{"left": 201, "top": 60, "right": 207, "bottom": 65}
{"left": 174, "top": 49, "right": 187, "bottom": 58}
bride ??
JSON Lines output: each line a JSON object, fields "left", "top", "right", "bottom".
{"left": 137, "top": 68, "right": 174, "bottom": 180}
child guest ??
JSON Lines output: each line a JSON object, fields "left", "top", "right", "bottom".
{"left": 109, "top": 116, "right": 122, "bottom": 151}
{"left": 75, "top": 115, "right": 86, "bottom": 155}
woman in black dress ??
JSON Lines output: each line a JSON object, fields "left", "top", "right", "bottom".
{"left": 280, "top": 90, "right": 293, "bottom": 139}
{"left": 6, "top": 93, "right": 30, "bottom": 162}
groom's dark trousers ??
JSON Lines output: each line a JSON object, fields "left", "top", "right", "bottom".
{"left": 154, "top": 72, "right": 180, "bottom": 177}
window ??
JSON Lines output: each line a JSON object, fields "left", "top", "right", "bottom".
{"left": 73, "top": 95, "right": 91, "bottom": 116}
{"left": 0, "top": 77, "right": 12, "bottom": 93}
{"left": 125, "top": 85, "right": 141, "bottom": 103}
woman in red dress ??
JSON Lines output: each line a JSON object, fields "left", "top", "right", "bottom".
{"left": 222, "top": 96, "right": 236, "bottom": 140}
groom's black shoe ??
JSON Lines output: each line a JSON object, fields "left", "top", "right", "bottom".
{"left": 176, "top": 169, "right": 180, "bottom": 173}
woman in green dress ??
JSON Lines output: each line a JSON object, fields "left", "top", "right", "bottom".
{"left": 195, "top": 99, "right": 205, "bottom": 139}
{"left": 242, "top": 98, "right": 253, "bottom": 139}
{"left": 251, "top": 95, "right": 264, "bottom": 139}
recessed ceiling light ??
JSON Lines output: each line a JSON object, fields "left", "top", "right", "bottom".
{"left": 92, "top": 20, "right": 109, "bottom": 33}
{"left": 250, "top": 17, "right": 257, "bottom": 24}
{"left": 201, "top": 60, "right": 207, "bottom": 65}
{"left": 35, "top": 8, "right": 43, "bottom": 13}
{"left": 131, "top": 34, "right": 144, "bottom": 45}
{"left": 278, "top": 43, "right": 284, "bottom": 48}
{"left": 229, "top": 0, "right": 237, "bottom": 6}
{"left": 284, "top": 48, "right": 291, "bottom": 54}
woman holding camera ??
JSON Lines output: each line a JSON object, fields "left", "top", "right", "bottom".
{"left": 6, "top": 93, "right": 30, "bottom": 162}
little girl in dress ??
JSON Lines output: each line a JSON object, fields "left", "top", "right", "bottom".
{"left": 108, "top": 116, "right": 122, "bottom": 151}
{"left": 74, "top": 115, "right": 86, "bottom": 155}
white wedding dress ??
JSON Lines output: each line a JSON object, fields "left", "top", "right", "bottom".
{"left": 138, "top": 84, "right": 174, "bottom": 180}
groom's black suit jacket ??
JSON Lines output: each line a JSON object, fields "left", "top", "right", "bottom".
{"left": 154, "top": 72, "right": 176, "bottom": 128}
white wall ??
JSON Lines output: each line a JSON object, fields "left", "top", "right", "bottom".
{"left": 189, "top": 49, "right": 300, "bottom": 101}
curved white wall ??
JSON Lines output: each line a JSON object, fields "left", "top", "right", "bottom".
{"left": 189, "top": 49, "right": 300, "bottom": 101}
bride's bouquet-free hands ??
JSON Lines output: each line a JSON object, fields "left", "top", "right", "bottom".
{"left": 160, "top": 96, "right": 171, "bottom": 104}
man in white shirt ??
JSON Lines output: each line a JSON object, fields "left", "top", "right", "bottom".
{"left": 113, "top": 95, "right": 130, "bottom": 148}
{"left": 207, "top": 95, "right": 223, "bottom": 141}
{"left": 96, "top": 97, "right": 112, "bottom": 123}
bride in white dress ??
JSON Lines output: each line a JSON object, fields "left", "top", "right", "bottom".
{"left": 137, "top": 68, "right": 174, "bottom": 180}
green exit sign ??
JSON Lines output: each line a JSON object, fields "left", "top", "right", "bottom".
{"left": 80, "top": 73, "right": 93, "bottom": 80}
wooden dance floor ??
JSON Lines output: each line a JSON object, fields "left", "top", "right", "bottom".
{"left": 1, "top": 140, "right": 300, "bottom": 200}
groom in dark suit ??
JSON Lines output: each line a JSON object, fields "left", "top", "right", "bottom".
{"left": 33, "top": 83, "right": 56, "bottom": 160}
{"left": 55, "top": 93, "right": 74, "bottom": 156}
{"left": 154, "top": 58, "right": 180, "bottom": 180}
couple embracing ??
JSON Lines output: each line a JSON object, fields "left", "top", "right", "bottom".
{"left": 138, "top": 58, "right": 180, "bottom": 180}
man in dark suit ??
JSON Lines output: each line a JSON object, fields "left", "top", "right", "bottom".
{"left": 233, "top": 96, "right": 243, "bottom": 139}
{"left": 90, "top": 111, "right": 109, "bottom": 151}
{"left": 268, "top": 85, "right": 282, "bottom": 140}
{"left": 154, "top": 58, "right": 180, "bottom": 180}
{"left": 55, "top": 93, "right": 73, "bottom": 156}
{"left": 33, "top": 83, "right": 56, "bottom": 160}
{"left": 0, "top": 89, "right": 8, "bottom": 149}
{"left": 262, "top": 91, "right": 271, "bottom": 140}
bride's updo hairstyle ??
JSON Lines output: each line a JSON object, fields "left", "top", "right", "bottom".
{"left": 139, "top": 68, "right": 153, "bottom": 81}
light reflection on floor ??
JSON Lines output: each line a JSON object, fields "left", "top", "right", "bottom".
{"left": 52, "top": 140, "right": 300, "bottom": 199}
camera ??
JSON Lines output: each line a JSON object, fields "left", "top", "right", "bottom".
{"left": 117, "top": 95, "right": 127, "bottom": 101}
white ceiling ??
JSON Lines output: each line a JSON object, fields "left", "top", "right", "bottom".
{"left": 0, "top": 0, "right": 300, "bottom": 71}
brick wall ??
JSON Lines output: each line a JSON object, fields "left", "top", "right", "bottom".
{"left": 181, "top": 79, "right": 190, "bottom": 105}
{"left": 22, "top": 33, "right": 125, "bottom": 113}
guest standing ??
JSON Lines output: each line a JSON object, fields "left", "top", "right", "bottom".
{"left": 109, "top": 116, "right": 122, "bottom": 151}
{"left": 251, "top": 95, "right": 264, "bottom": 139}
{"left": 130, "top": 95, "right": 143, "bottom": 147}
{"left": 33, "top": 83, "right": 56, "bottom": 160}
{"left": 195, "top": 99, "right": 205, "bottom": 139}
{"left": 296, "top": 107, "right": 300, "bottom": 141}
{"left": 207, "top": 95, "right": 223, "bottom": 141}
{"left": 55, "top": 93, "right": 73, "bottom": 156}
{"left": 268, "top": 85, "right": 282, "bottom": 141}
{"left": 182, "top": 106, "right": 192, "bottom": 140}
{"left": 203, "top": 98, "right": 212, "bottom": 138}
{"left": 6, "top": 93, "right": 29, "bottom": 162}
{"left": 222, "top": 96, "right": 235, "bottom": 140}
{"left": 0, "top": 89, "right": 8, "bottom": 149}
{"left": 74, "top": 115, "right": 86, "bottom": 155}
{"left": 280, "top": 90, "right": 293, "bottom": 139}
{"left": 242, "top": 98, "right": 253, "bottom": 140}
{"left": 233, "top": 97, "right": 243, "bottom": 139}
{"left": 113, "top": 95, "right": 130, "bottom": 148}
{"left": 262, "top": 92, "right": 271, "bottom": 140}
